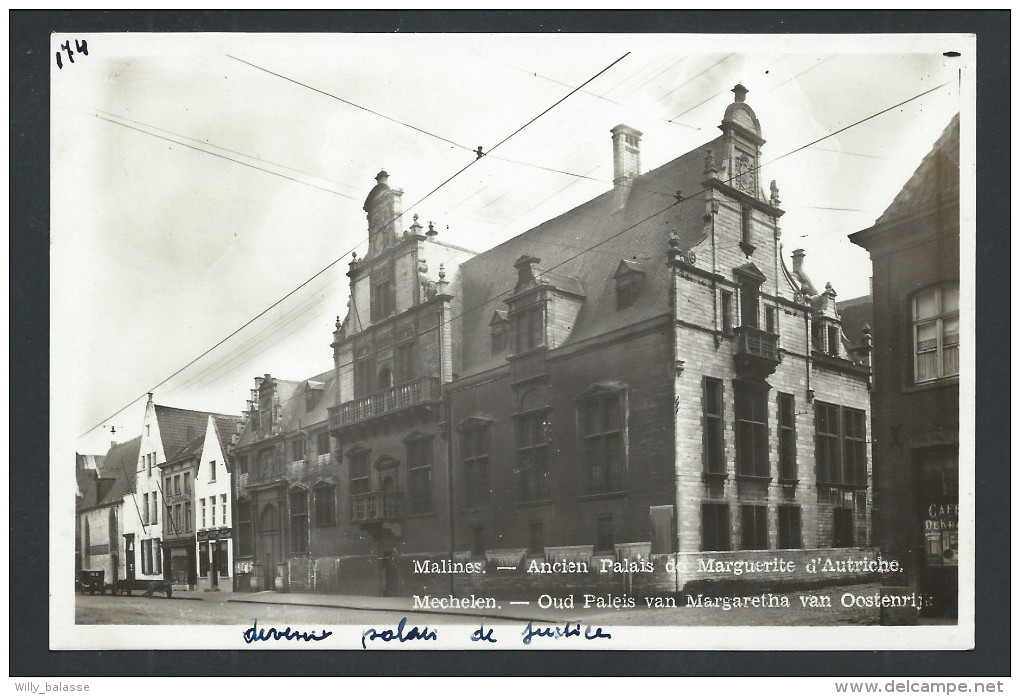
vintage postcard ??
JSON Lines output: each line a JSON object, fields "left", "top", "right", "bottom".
{"left": 52, "top": 30, "right": 975, "bottom": 651}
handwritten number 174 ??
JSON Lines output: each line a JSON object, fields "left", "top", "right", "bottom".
{"left": 55, "top": 39, "right": 88, "bottom": 69}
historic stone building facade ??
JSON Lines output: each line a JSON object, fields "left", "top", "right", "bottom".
{"left": 850, "top": 115, "right": 960, "bottom": 620}
{"left": 232, "top": 172, "right": 475, "bottom": 595}
{"left": 232, "top": 371, "right": 340, "bottom": 592}
{"left": 442, "top": 85, "right": 874, "bottom": 597}
{"left": 230, "top": 85, "right": 875, "bottom": 597}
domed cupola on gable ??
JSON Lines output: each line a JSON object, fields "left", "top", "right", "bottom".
{"left": 719, "top": 84, "right": 766, "bottom": 201}
{"left": 363, "top": 169, "right": 404, "bottom": 259}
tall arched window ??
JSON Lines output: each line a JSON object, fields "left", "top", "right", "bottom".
{"left": 108, "top": 508, "right": 119, "bottom": 559}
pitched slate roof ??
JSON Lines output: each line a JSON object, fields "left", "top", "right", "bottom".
{"left": 459, "top": 131, "right": 731, "bottom": 376}
{"left": 78, "top": 436, "right": 141, "bottom": 509}
{"left": 76, "top": 468, "right": 97, "bottom": 502}
{"left": 212, "top": 414, "right": 246, "bottom": 468}
{"left": 98, "top": 436, "right": 141, "bottom": 501}
{"left": 282, "top": 369, "right": 336, "bottom": 433}
{"left": 837, "top": 294, "right": 873, "bottom": 349}
{"left": 876, "top": 114, "right": 960, "bottom": 226}
{"left": 76, "top": 452, "right": 105, "bottom": 471}
{"left": 154, "top": 404, "right": 231, "bottom": 462}
{"left": 165, "top": 431, "right": 206, "bottom": 464}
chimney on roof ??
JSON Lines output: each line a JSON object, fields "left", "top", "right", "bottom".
{"left": 791, "top": 248, "right": 818, "bottom": 296}
{"left": 792, "top": 248, "right": 805, "bottom": 276}
{"left": 611, "top": 125, "right": 642, "bottom": 211}
{"left": 147, "top": 392, "right": 153, "bottom": 403}
{"left": 513, "top": 254, "right": 541, "bottom": 295}
{"left": 611, "top": 125, "right": 642, "bottom": 184}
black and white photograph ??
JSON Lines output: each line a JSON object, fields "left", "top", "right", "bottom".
{"left": 44, "top": 24, "right": 982, "bottom": 660}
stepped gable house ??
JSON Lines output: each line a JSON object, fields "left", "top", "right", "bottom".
{"left": 232, "top": 370, "right": 339, "bottom": 592}
{"left": 446, "top": 84, "right": 874, "bottom": 595}
{"left": 850, "top": 114, "right": 960, "bottom": 620}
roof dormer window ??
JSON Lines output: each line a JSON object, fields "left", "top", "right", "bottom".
{"left": 490, "top": 310, "right": 509, "bottom": 355}
{"left": 613, "top": 260, "right": 647, "bottom": 311}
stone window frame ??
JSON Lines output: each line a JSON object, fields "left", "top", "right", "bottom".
{"left": 701, "top": 503, "right": 730, "bottom": 552}
{"left": 236, "top": 498, "right": 253, "bottom": 557}
{"left": 777, "top": 392, "right": 797, "bottom": 482}
{"left": 459, "top": 421, "right": 492, "bottom": 510}
{"left": 777, "top": 505, "right": 802, "bottom": 549}
{"left": 405, "top": 434, "right": 434, "bottom": 515}
{"left": 740, "top": 504, "right": 768, "bottom": 550}
{"left": 576, "top": 384, "right": 628, "bottom": 495}
{"left": 514, "top": 408, "right": 552, "bottom": 503}
{"left": 734, "top": 381, "right": 770, "bottom": 480}
{"left": 815, "top": 401, "right": 868, "bottom": 487}
{"left": 288, "top": 486, "right": 309, "bottom": 554}
{"left": 702, "top": 377, "right": 726, "bottom": 476}
{"left": 347, "top": 447, "right": 371, "bottom": 496}
{"left": 313, "top": 481, "right": 337, "bottom": 527}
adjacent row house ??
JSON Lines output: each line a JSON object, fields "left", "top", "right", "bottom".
{"left": 76, "top": 438, "right": 140, "bottom": 586}
{"left": 114, "top": 395, "right": 240, "bottom": 592}
{"left": 850, "top": 114, "right": 960, "bottom": 620}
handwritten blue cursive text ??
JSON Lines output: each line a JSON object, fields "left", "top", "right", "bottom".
{"left": 242, "top": 618, "right": 333, "bottom": 644}
{"left": 521, "top": 621, "right": 612, "bottom": 645}
{"left": 361, "top": 617, "right": 438, "bottom": 649}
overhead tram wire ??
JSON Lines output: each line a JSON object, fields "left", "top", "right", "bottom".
{"left": 326, "top": 77, "right": 958, "bottom": 375}
{"left": 79, "top": 52, "right": 633, "bottom": 440}
{"left": 161, "top": 285, "right": 338, "bottom": 397}
{"left": 96, "top": 109, "right": 364, "bottom": 191}
{"left": 651, "top": 53, "right": 735, "bottom": 111}
{"left": 90, "top": 113, "right": 359, "bottom": 201}
{"left": 83, "top": 76, "right": 949, "bottom": 439}
{"left": 502, "top": 57, "right": 702, "bottom": 131}
{"left": 227, "top": 55, "right": 472, "bottom": 154}
{"left": 226, "top": 53, "right": 679, "bottom": 201}
{"left": 84, "top": 78, "right": 950, "bottom": 438}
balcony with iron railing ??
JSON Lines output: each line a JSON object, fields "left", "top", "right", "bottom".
{"left": 351, "top": 491, "right": 403, "bottom": 524}
{"left": 329, "top": 376, "right": 441, "bottom": 430}
{"left": 733, "top": 325, "right": 780, "bottom": 377}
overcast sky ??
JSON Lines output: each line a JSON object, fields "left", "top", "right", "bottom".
{"left": 53, "top": 32, "right": 970, "bottom": 454}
